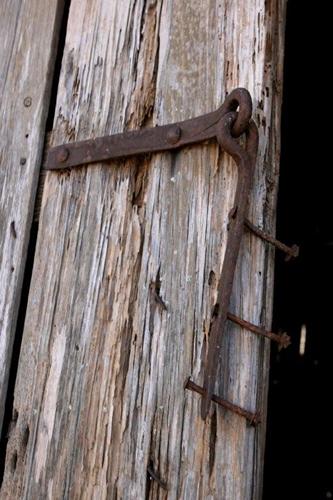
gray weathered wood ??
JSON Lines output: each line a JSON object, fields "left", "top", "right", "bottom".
{"left": 0, "top": 0, "right": 64, "bottom": 434}
{"left": 1, "top": 1, "right": 286, "bottom": 498}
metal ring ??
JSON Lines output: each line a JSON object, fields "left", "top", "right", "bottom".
{"left": 223, "top": 88, "right": 253, "bottom": 137}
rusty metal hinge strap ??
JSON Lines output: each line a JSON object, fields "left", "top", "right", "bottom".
{"left": 45, "top": 88, "right": 252, "bottom": 170}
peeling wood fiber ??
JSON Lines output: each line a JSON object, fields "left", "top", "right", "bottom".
{"left": 1, "top": 1, "right": 286, "bottom": 499}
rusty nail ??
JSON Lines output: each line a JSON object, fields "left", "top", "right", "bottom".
{"left": 185, "top": 378, "right": 261, "bottom": 426}
{"left": 23, "top": 97, "right": 32, "bottom": 107}
{"left": 244, "top": 218, "right": 299, "bottom": 260}
{"left": 20, "top": 157, "right": 27, "bottom": 165}
{"left": 147, "top": 464, "right": 168, "bottom": 490}
{"left": 227, "top": 312, "right": 291, "bottom": 349}
{"left": 277, "top": 332, "right": 292, "bottom": 351}
{"left": 284, "top": 244, "right": 300, "bottom": 262}
{"left": 56, "top": 147, "right": 70, "bottom": 163}
{"left": 166, "top": 125, "right": 181, "bottom": 144}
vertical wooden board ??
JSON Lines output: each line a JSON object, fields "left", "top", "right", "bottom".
{"left": 0, "top": 0, "right": 64, "bottom": 433}
{"left": 1, "top": 1, "right": 286, "bottom": 499}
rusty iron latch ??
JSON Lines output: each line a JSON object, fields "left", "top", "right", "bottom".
{"left": 45, "top": 88, "right": 297, "bottom": 421}
{"left": 46, "top": 88, "right": 253, "bottom": 170}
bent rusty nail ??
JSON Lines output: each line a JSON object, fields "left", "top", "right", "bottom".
{"left": 244, "top": 218, "right": 299, "bottom": 261}
{"left": 44, "top": 88, "right": 252, "bottom": 171}
{"left": 147, "top": 464, "right": 168, "bottom": 490}
{"left": 185, "top": 378, "right": 260, "bottom": 426}
{"left": 227, "top": 312, "right": 291, "bottom": 349}
{"left": 200, "top": 115, "right": 259, "bottom": 420}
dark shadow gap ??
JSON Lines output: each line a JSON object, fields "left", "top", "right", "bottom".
{"left": 0, "top": 223, "right": 38, "bottom": 484}
{"left": 46, "top": 0, "right": 72, "bottom": 133}
{"left": 0, "top": 0, "right": 72, "bottom": 485}
{"left": 263, "top": 1, "right": 331, "bottom": 499}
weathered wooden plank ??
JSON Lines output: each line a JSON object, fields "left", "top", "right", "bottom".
{"left": 1, "top": 1, "right": 286, "bottom": 498}
{"left": 0, "top": 0, "right": 64, "bottom": 434}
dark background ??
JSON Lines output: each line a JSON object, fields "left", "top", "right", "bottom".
{"left": 263, "top": 2, "right": 331, "bottom": 499}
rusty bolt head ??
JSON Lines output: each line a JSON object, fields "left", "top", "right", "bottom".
{"left": 23, "top": 97, "right": 32, "bottom": 107}
{"left": 166, "top": 126, "right": 181, "bottom": 145}
{"left": 56, "top": 147, "right": 70, "bottom": 163}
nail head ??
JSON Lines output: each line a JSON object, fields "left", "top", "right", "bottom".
{"left": 56, "top": 147, "right": 70, "bottom": 163}
{"left": 24, "top": 97, "right": 32, "bottom": 107}
{"left": 167, "top": 125, "right": 181, "bottom": 145}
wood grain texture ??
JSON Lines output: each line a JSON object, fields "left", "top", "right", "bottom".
{"left": 0, "top": 0, "right": 64, "bottom": 434}
{"left": 1, "top": 1, "right": 286, "bottom": 498}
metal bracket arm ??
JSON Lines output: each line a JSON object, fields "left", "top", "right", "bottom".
{"left": 45, "top": 88, "right": 252, "bottom": 170}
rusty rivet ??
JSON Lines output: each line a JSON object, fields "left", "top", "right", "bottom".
{"left": 166, "top": 125, "right": 181, "bottom": 145}
{"left": 23, "top": 97, "right": 32, "bottom": 107}
{"left": 20, "top": 157, "right": 27, "bottom": 166}
{"left": 56, "top": 147, "right": 70, "bottom": 163}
